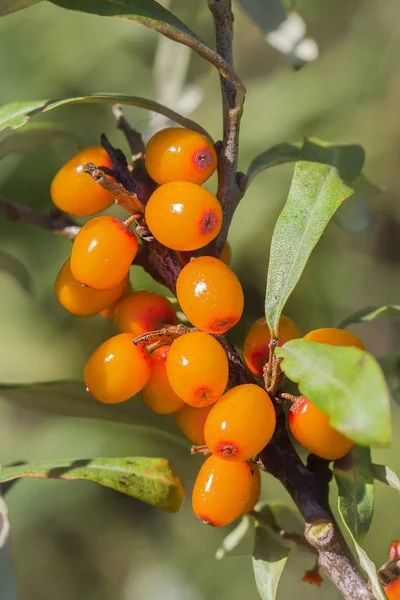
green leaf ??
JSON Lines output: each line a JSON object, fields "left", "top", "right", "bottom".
{"left": 334, "top": 447, "right": 374, "bottom": 544}
{"left": 49, "top": 0, "right": 244, "bottom": 95}
{"left": 215, "top": 515, "right": 253, "bottom": 560}
{"left": 338, "top": 305, "right": 400, "bottom": 329}
{"left": 0, "top": 94, "right": 211, "bottom": 137}
{"left": 0, "top": 381, "right": 187, "bottom": 446}
{"left": 0, "top": 0, "right": 42, "bottom": 16}
{"left": 252, "top": 522, "right": 291, "bottom": 600}
{"left": 0, "top": 456, "right": 185, "bottom": 512}
{"left": 372, "top": 464, "right": 400, "bottom": 493}
{"left": 0, "top": 124, "right": 77, "bottom": 161}
{"left": 378, "top": 352, "right": 400, "bottom": 405}
{"left": 276, "top": 339, "right": 391, "bottom": 446}
{"left": 246, "top": 141, "right": 302, "bottom": 187}
{"left": 265, "top": 139, "right": 364, "bottom": 336}
{"left": 0, "top": 496, "right": 10, "bottom": 549}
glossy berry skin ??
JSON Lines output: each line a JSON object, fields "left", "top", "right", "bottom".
{"left": 145, "top": 181, "right": 222, "bottom": 251}
{"left": 176, "top": 257, "right": 244, "bottom": 334}
{"left": 84, "top": 334, "right": 151, "bottom": 404}
{"left": 385, "top": 579, "right": 400, "bottom": 600}
{"left": 192, "top": 455, "right": 259, "bottom": 527}
{"left": 166, "top": 332, "right": 229, "bottom": 407}
{"left": 70, "top": 216, "right": 138, "bottom": 290}
{"left": 55, "top": 259, "right": 128, "bottom": 317}
{"left": 99, "top": 282, "right": 133, "bottom": 321}
{"left": 288, "top": 396, "right": 354, "bottom": 461}
{"left": 204, "top": 384, "right": 276, "bottom": 461}
{"left": 174, "top": 404, "right": 214, "bottom": 445}
{"left": 114, "top": 291, "right": 177, "bottom": 336}
{"left": 303, "top": 328, "right": 365, "bottom": 350}
{"left": 243, "top": 315, "right": 301, "bottom": 377}
{"left": 51, "top": 146, "right": 114, "bottom": 217}
{"left": 145, "top": 127, "right": 217, "bottom": 185}
{"left": 141, "top": 346, "right": 185, "bottom": 414}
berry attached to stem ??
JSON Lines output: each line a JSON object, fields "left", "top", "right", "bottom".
{"left": 113, "top": 290, "right": 177, "bottom": 336}
{"left": 141, "top": 345, "right": 185, "bottom": 414}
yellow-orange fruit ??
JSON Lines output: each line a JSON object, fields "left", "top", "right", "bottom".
{"left": 288, "top": 396, "right": 354, "bottom": 461}
{"left": 174, "top": 404, "right": 214, "bottom": 445}
{"left": 113, "top": 291, "right": 177, "bottom": 336}
{"left": 204, "top": 384, "right": 276, "bottom": 461}
{"left": 166, "top": 332, "right": 229, "bottom": 407}
{"left": 303, "top": 328, "right": 365, "bottom": 350}
{"left": 141, "top": 346, "right": 185, "bottom": 414}
{"left": 192, "top": 455, "right": 259, "bottom": 527}
{"left": 385, "top": 578, "right": 400, "bottom": 600}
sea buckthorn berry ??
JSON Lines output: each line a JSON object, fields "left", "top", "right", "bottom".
{"left": 385, "top": 578, "right": 400, "bottom": 600}
{"left": 99, "top": 282, "right": 134, "bottom": 321}
{"left": 243, "top": 315, "right": 301, "bottom": 377}
{"left": 204, "top": 384, "right": 276, "bottom": 461}
{"left": 84, "top": 333, "right": 151, "bottom": 404}
{"left": 70, "top": 216, "right": 138, "bottom": 290}
{"left": 55, "top": 259, "right": 128, "bottom": 317}
{"left": 174, "top": 404, "right": 214, "bottom": 445}
{"left": 166, "top": 332, "right": 229, "bottom": 407}
{"left": 145, "top": 127, "right": 217, "bottom": 185}
{"left": 176, "top": 257, "right": 244, "bottom": 334}
{"left": 303, "top": 327, "right": 365, "bottom": 350}
{"left": 113, "top": 290, "right": 177, "bottom": 336}
{"left": 242, "top": 463, "right": 261, "bottom": 514}
{"left": 192, "top": 455, "right": 258, "bottom": 527}
{"left": 288, "top": 396, "right": 354, "bottom": 461}
{"left": 145, "top": 181, "right": 222, "bottom": 251}
{"left": 50, "top": 146, "right": 114, "bottom": 217}
{"left": 141, "top": 346, "right": 185, "bottom": 414}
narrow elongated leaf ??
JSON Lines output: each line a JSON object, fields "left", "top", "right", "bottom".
{"left": 378, "top": 353, "right": 400, "bottom": 405}
{"left": 246, "top": 141, "right": 302, "bottom": 187}
{"left": 334, "top": 447, "right": 374, "bottom": 544}
{"left": 0, "top": 457, "right": 185, "bottom": 512}
{"left": 0, "top": 497, "right": 10, "bottom": 549}
{"left": 372, "top": 464, "right": 400, "bottom": 492}
{"left": 0, "top": 125, "right": 77, "bottom": 161}
{"left": 339, "top": 305, "right": 400, "bottom": 329}
{"left": 276, "top": 339, "right": 391, "bottom": 445}
{"left": 265, "top": 139, "right": 364, "bottom": 336}
{"left": 0, "top": 0, "right": 42, "bottom": 15}
{"left": 252, "top": 524, "right": 291, "bottom": 600}
{"left": 0, "top": 94, "right": 210, "bottom": 137}
{"left": 49, "top": 0, "right": 244, "bottom": 94}
{"left": 215, "top": 515, "right": 253, "bottom": 560}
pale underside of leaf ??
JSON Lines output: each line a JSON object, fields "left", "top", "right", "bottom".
{"left": 372, "top": 464, "right": 400, "bottom": 492}
{"left": 252, "top": 524, "right": 291, "bottom": 600}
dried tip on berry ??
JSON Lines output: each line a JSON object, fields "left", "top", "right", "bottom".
{"left": 198, "top": 515, "right": 216, "bottom": 526}
{"left": 194, "top": 387, "right": 214, "bottom": 404}
{"left": 302, "top": 570, "right": 323, "bottom": 587}
{"left": 215, "top": 442, "right": 240, "bottom": 458}
{"left": 209, "top": 316, "right": 237, "bottom": 334}
{"left": 193, "top": 147, "right": 214, "bottom": 171}
{"left": 199, "top": 209, "right": 218, "bottom": 235}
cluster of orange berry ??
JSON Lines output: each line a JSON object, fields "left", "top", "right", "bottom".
{"left": 50, "top": 126, "right": 363, "bottom": 528}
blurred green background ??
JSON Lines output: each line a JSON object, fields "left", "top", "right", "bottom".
{"left": 0, "top": 1, "right": 399, "bottom": 598}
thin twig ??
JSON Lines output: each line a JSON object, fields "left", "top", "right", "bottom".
{"left": 249, "top": 509, "right": 317, "bottom": 553}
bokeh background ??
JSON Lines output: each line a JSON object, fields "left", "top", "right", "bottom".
{"left": 0, "top": 0, "right": 399, "bottom": 598}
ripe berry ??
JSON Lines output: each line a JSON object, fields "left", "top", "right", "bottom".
{"left": 113, "top": 290, "right": 177, "bottom": 336}
{"left": 243, "top": 315, "right": 301, "bottom": 377}
{"left": 303, "top": 327, "right": 365, "bottom": 350}
{"left": 166, "top": 332, "right": 229, "bottom": 407}
{"left": 176, "top": 257, "right": 244, "bottom": 334}
{"left": 55, "top": 259, "right": 128, "bottom": 317}
{"left": 141, "top": 346, "right": 185, "bottom": 414}
{"left": 192, "top": 455, "right": 259, "bottom": 526}
{"left": 204, "top": 384, "right": 276, "bottom": 461}
{"left": 385, "top": 578, "right": 400, "bottom": 600}
{"left": 84, "top": 334, "right": 151, "bottom": 404}
{"left": 288, "top": 396, "right": 354, "bottom": 461}
{"left": 145, "top": 181, "right": 222, "bottom": 251}
{"left": 174, "top": 404, "right": 214, "bottom": 445}
{"left": 50, "top": 146, "right": 114, "bottom": 216}
{"left": 145, "top": 127, "right": 217, "bottom": 185}
{"left": 99, "top": 282, "right": 134, "bottom": 321}
{"left": 70, "top": 216, "right": 138, "bottom": 290}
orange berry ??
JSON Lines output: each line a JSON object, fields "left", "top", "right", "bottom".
{"left": 242, "top": 463, "right": 261, "bottom": 514}
{"left": 192, "top": 455, "right": 259, "bottom": 527}
{"left": 141, "top": 346, "right": 185, "bottom": 414}
{"left": 243, "top": 315, "right": 301, "bottom": 377}
{"left": 113, "top": 291, "right": 177, "bottom": 336}
{"left": 145, "top": 181, "right": 222, "bottom": 251}
{"left": 204, "top": 384, "right": 276, "bottom": 461}
{"left": 174, "top": 404, "right": 214, "bottom": 445}
{"left": 385, "top": 579, "right": 400, "bottom": 600}
{"left": 99, "top": 281, "right": 134, "bottom": 320}
{"left": 303, "top": 327, "right": 364, "bottom": 350}
{"left": 176, "top": 257, "right": 244, "bottom": 334}
{"left": 70, "top": 216, "right": 138, "bottom": 290}
{"left": 145, "top": 127, "right": 217, "bottom": 185}
{"left": 166, "top": 332, "right": 229, "bottom": 407}
{"left": 288, "top": 396, "right": 354, "bottom": 461}
{"left": 55, "top": 259, "right": 128, "bottom": 317}
{"left": 50, "top": 146, "right": 114, "bottom": 216}
{"left": 84, "top": 333, "right": 151, "bottom": 404}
